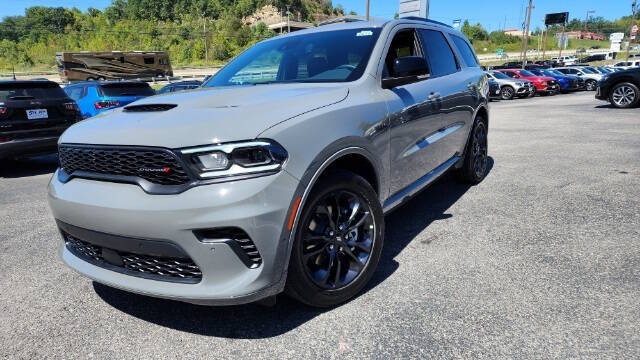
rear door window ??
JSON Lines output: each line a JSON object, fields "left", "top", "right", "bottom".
{"left": 450, "top": 34, "right": 479, "bottom": 67}
{"left": 418, "top": 29, "right": 458, "bottom": 77}
{"left": 0, "top": 82, "right": 67, "bottom": 101}
{"left": 98, "top": 83, "right": 155, "bottom": 97}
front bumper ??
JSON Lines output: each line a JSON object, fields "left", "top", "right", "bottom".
{"left": 48, "top": 169, "right": 300, "bottom": 305}
{"left": 0, "top": 136, "right": 59, "bottom": 158}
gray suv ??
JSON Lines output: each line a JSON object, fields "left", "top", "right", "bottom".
{"left": 48, "top": 18, "right": 489, "bottom": 307}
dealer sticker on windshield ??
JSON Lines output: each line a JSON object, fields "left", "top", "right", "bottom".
{"left": 356, "top": 30, "right": 373, "bottom": 37}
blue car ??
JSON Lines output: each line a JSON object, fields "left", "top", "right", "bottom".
{"left": 63, "top": 81, "right": 155, "bottom": 118}
{"left": 530, "top": 69, "right": 581, "bottom": 93}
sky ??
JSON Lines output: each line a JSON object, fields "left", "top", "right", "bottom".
{"left": 0, "top": 0, "right": 635, "bottom": 32}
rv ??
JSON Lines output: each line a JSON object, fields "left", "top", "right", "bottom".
{"left": 56, "top": 51, "right": 173, "bottom": 82}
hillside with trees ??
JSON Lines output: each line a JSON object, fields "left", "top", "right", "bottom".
{"left": 0, "top": 0, "right": 344, "bottom": 73}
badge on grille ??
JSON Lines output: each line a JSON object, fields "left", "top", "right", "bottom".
{"left": 138, "top": 166, "right": 172, "bottom": 174}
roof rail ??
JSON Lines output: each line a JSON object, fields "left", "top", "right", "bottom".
{"left": 401, "top": 17, "right": 453, "bottom": 29}
{"left": 318, "top": 17, "right": 365, "bottom": 26}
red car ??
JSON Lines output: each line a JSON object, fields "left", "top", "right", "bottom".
{"left": 497, "top": 69, "right": 560, "bottom": 95}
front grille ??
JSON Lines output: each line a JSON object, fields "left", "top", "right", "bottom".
{"left": 59, "top": 145, "right": 190, "bottom": 186}
{"left": 64, "top": 233, "right": 202, "bottom": 282}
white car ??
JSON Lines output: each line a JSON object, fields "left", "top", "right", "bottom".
{"left": 555, "top": 67, "right": 603, "bottom": 91}
{"left": 551, "top": 56, "right": 578, "bottom": 65}
{"left": 610, "top": 60, "right": 640, "bottom": 70}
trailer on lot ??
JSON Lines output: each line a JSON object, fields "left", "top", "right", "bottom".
{"left": 56, "top": 51, "right": 173, "bottom": 82}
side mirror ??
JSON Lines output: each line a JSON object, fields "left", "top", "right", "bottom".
{"left": 382, "top": 56, "right": 430, "bottom": 89}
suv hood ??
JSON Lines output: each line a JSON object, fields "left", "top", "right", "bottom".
{"left": 60, "top": 84, "right": 349, "bottom": 148}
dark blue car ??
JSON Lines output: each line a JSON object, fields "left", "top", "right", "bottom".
{"left": 530, "top": 69, "right": 581, "bottom": 92}
{"left": 63, "top": 81, "right": 155, "bottom": 118}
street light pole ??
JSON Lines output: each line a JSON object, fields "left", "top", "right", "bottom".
{"left": 628, "top": 0, "right": 638, "bottom": 60}
{"left": 521, "top": 0, "right": 534, "bottom": 68}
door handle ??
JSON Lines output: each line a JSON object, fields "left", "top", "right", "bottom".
{"left": 428, "top": 92, "right": 441, "bottom": 101}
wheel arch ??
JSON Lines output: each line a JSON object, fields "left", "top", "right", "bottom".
{"left": 272, "top": 140, "right": 385, "bottom": 293}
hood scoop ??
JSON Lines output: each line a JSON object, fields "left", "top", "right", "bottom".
{"left": 124, "top": 104, "right": 177, "bottom": 112}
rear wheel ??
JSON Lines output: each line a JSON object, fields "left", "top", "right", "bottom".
{"left": 286, "top": 170, "right": 384, "bottom": 307}
{"left": 500, "top": 86, "right": 515, "bottom": 100}
{"left": 609, "top": 82, "right": 640, "bottom": 109}
{"left": 457, "top": 117, "right": 489, "bottom": 184}
{"left": 585, "top": 79, "right": 597, "bottom": 91}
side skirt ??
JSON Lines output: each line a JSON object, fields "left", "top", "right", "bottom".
{"left": 382, "top": 155, "right": 461, "bottom": 213}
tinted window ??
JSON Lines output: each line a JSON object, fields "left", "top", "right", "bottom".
{"left": 143, "top": 57, "right": 155, "bottom": 64}
{"left": 519, "top": 70, "right": 535, "bottom": 76}
{"left": 204, "top": 28, "right": 381, "bottom": 87}
{"left": 64, "top": 86, "right": 85, "bottom": 101}
{"left": 99, "top": 83, "right": 155, "bottom": 96}
{"left": 419, "top": 29, "right": 458, "bottom": 77}
{"left": 450, "top": 35, "right": 479, "bottom": 67}
{"left": 384, "top": 29, "right": 423, "bottom": 77}
{"left": 0, "top": 82, "right": 67, "bottom": 101}
{"left": 491, "top": 71, "right": 510, "bottom": 79}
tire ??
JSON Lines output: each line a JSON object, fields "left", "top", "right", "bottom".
{"left": 285, "top": 170, "right": 384, "bottom": 308}
{"left": 609, "top": 82, "right": 640, "bottom": 109}
{"left": 585, "top": 79, "right": 597, "bottom": 91}
{"left": 97, "top": 76, "right": 106, "bottom": 81}
{"left": 457, "top": 117, "right": 489, "bottom": 185}
{"left": 500, "top": 86, "right": 515, "bottom": 100}
{"left": 86, "top": 77, "right": 96, "bottom": 81}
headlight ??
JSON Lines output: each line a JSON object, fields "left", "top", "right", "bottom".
{"left": 181, "top": 139, "right": 288, "bottom": 180}
{"left": 516, "top": 82, "right": 524, "bottom": 86}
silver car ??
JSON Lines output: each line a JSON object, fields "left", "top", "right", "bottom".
{"left": 48, "top": 18, "right": 490, "bottom": 307}
{"left": 486, "top": 70, "right": 535, "bottom": 100}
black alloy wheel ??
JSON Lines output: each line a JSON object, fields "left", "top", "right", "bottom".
{"left": 300, "top": 190, "right": 375, "bottom": 290}
{"left": 586, "top": 79, "right": 597, "bottom": 91}
{"left": 457, "top": 118, "right": 489, "bottom": 184}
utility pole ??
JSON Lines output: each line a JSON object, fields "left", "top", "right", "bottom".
{"left": 584, "top": 10, "right": 595, "bottom": 33}
{"left": 542, "top": 24, "right": 549, "bottom": 61}
{"left": 628, "top": 0, "right": 638, "bottom": 60}
{"left": 286, "top": 5, "right": 291, "bottom": 33}
{"left": 202, "top": 13, "right": 208, "bottom": 66}
{"left": 366, "top": 0, "right": 370, "bottom": 21}
{"left": 520, "top": 0, "right": 534, "bottom": 68}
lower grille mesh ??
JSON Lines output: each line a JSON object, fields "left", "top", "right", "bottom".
{"left": 64, "top": 233, "right": 202, "bottom": 282}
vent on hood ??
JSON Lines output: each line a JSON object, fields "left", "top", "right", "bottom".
{"left": 123, "top": 104, "right": 177, "bottom": 112}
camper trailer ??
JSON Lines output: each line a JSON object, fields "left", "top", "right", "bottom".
{"left": 56, "top": 51, "right": 173, "bottom": 82}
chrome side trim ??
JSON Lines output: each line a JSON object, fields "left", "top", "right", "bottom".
{"left": 402, "top": 122, "right": 465, "bottom": 158}
{"left": 382, "top": 155, "right": 460, "bottom": 213}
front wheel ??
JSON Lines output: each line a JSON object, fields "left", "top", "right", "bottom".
{"left": 500, "top": 86, "right": 515, "bottom": 100}
{"left": 285, "top": 170, "right": 384, "bottom": 307}
{"left": 585, "top": 79, "right": 597, "bottom": 91}
{"left": 609, "top": 82, "right": 640, "bottom": 109}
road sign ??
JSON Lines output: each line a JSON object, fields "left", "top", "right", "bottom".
{"left": 545, "top": 12, "right": 569, "bottom": 26}
{"left": 610, "top": 32, "right": 625, "bottom": 42}
{"left": 399, "top": 0, "right": 429, "bottom": 18}
{"left": 452, "top": 19, "right": 461, "bottom": 28}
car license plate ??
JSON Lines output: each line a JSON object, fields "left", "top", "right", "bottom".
{"left": 26, "top": 109, "right": 48, "bottom": 120}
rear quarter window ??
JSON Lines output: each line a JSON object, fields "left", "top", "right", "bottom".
{"left": 450, "top": 34, "right": 479, "bottom": 67}
{"left": 99, "top": 83, "right": 155, "bottom": 97}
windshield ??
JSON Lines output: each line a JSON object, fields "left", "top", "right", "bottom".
{"left": 0, "top": 82, "right": 67, "bottom": 101}
{"left": 598, "top": 67, "right": 612, "bottom": 73}
{"left": 204, "top": 28, "right": 381, "bottom": 87}
{"left": 490, "top": 71, "right": 509, "bottom": 79}
{"left": 549, "top": 70, "right": 564, "bottom": 76}
{"left": 519, "top": 70, "right": 535, "bottom": 77}
{"left": 542, "top": 70, "right": 557, "bottom": 77}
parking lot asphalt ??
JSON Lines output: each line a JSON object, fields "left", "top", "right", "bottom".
{"left": 1, "top": 92, "right": 638, "bottom": 358}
